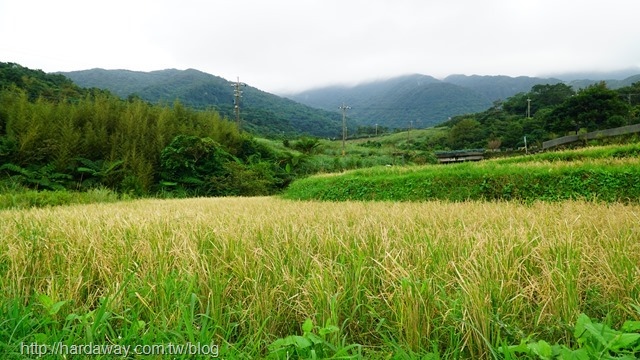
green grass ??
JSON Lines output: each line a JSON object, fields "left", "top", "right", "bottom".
{"left": 494, "top": 142, "right": 640, "bottom": 164}
{"left": 0, "top": 187, "right": 124, "bottom": 210}
{"left": 282, "top": 144, "right": 640, "bottom": 203}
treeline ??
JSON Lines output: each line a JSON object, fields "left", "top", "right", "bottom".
{"left": 0, "top": 87, "right": 296, "bottom": 196}
{"left": 0, "top": 62, "right": 90, "bottom": 101}
{"left": 439, "top": 82, "right": 640, "bottom": 150}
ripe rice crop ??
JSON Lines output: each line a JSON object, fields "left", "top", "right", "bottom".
{"left": 1, "top": 197, "right": 639, "bottom": 358}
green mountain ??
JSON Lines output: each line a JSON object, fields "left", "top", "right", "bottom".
{"left": 442, "top": 74, "right": 564, "bottom": 102}
{"left": 59, "top": 67, "right": 640, "bottom": 136}
{"left": 61, "top": 68, "right": 344, "bottom": 137}
{"left": 285, "top": 72, "right": 640, "bottom": 131}
{"left": 285, "top": 74, "right": 494, "bottom": 129}
{"left": 0, "top": 62, "right": 97, "bottom": 100}
{"left": 548, "top": 68, "right": 640, "bottom": 82}
{"left": 567, "top": 74, "right": 640, "bottom": 90}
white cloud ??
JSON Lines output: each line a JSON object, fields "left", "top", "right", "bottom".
{"left": 2, "top": 0, "right": 639, "bottom": 92}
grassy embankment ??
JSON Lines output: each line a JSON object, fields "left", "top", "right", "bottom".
{"left": 1, "top": 197, "right": 639, "bottom": 358}
{"left": 0, "top": 187, "right": 124, "bottom": 210}
{"left": 257, "top": 127, "right": 446, "bottom": 174}
{"left": 282, "top": 143, "right": 640, "bottom": 203}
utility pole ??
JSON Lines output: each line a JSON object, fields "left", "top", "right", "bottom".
{"left": 408, "top": 120, "right": 413, "bottom": 141}
{"left": 375, "top": 123, "right": 378, "bottom": 136}
{"left": 339, "top": 103, "right": 351, "bottom": 156}
{"left": 525, "top": 99, "right": 531, "bottom": 154}
{"left": 231, "top": 77, "right": 246, "bottom": 130}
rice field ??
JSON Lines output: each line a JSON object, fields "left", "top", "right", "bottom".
{"left": 2, "top": 197, "right": 639, "bottom": 358}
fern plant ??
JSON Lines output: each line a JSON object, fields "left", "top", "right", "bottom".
{"left": 0, "top": 163, "right": 71, "bottom": 190}
{"left": 75, "top": 157, "right": 123, "bottom": 189}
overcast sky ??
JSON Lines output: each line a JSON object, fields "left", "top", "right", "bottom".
{"left": 2, "top": 0, "right": 640, "bottom": 93}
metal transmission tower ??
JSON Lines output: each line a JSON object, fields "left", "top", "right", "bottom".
{"left": 231, "top": 77, "right": 247, "bottom": 130}
{"left": 339, "top": 103, "right": 351, "bottom": 156}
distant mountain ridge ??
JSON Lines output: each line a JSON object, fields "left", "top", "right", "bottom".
{"left": 285, "top": 74, "right": 564, "bottom": 128}
{"left": 285, "top": 72, "right": 640, "bottom": 129}
{"left": 442, "top": 74, "right": 564, "bottom": 103}
{"left": 565, "top": 75, "right": 640, "bottom": 91}
{"left": 61, "top": 68, "right": 343, "bottom": 137}
{"left": 546, "top": 67, "right": 640, "bottom": 82}
{"left": 61, "top": 68, "right": 640, "bottom": 133}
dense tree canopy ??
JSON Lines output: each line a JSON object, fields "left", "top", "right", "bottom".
{"left": 0, "top": 62, "right": 306, "bottom": 196}
{"left": 438, "top": 81, "right": 639, "bottom": 150}
{"left": 0, "top": 86, "right": 291, "bottom": 195}
{"left": 544, "top": 82, "right": 630, "bottom": 133}
{"left": 448, "top": 119, "right": 483, "bottom": 149}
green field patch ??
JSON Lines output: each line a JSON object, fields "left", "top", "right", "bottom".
{"left": 282, "top": 145, "right": 640, "bottom": 203}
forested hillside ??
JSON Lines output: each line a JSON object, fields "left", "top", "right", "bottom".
{"left": 62, "top": 68, "right": 344, "bottom": 137}
{"left": 566, "top": 74, "right": 640, "bottom": 92}
{"left": 442, "top": 74, "right": 563, "bottom": 103}
{"left": 286, "top": 74, "right": 571, "bottom": 130}
{"left": 287, "top": 74, "right": 493, "bottom": 129}
{"left": 0, "top": 62, "right": 100, "bottom": 100}
{"left": 0, "top": 62, "right": 310, "bottom": 197}
{"left": 436, "top": 82, "right": 640, "bottom": 150}
{"left": 286, "top": 73, "right": 640, "bottom": 133}
{"left": 61, "top": 67, "right": 640, "bottom": 138}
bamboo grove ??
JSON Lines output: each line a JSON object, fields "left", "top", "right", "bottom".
{"left": 0, "top": 87, "right": 291, "bottom": 196}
